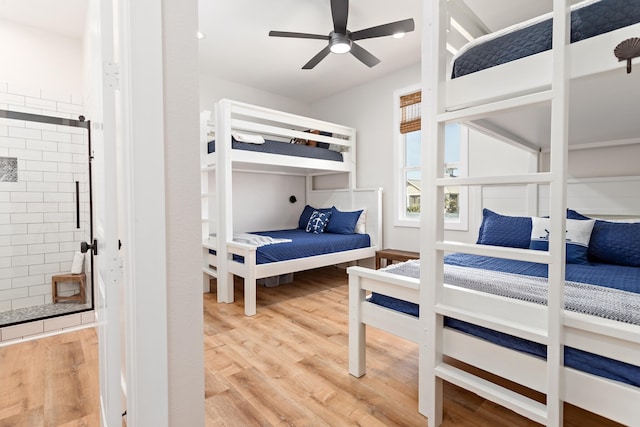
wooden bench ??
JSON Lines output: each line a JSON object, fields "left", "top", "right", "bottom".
{"left": 375, "top": 249, "right": 419, "bottom": 270}
{"left": 52, "top": 272, "right": 86, "bottom": 303}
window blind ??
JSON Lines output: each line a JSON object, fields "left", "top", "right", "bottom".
{"left": 400, "top": 91, "right": 421, "bottom": 134}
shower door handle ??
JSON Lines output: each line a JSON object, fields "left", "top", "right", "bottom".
{"left": 81, "top": 239, "right": 98, "bottom": 256}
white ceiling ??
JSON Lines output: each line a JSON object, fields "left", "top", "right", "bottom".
{"left": 0, "top": 0, "right": 554, "bottom": 103}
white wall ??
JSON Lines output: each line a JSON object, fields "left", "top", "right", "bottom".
{"left": 199, "top": 74, "right": 310, "bottom": 116}
{"left": 310, "top": 64, "right": 422, "bottom": 251}
{"left": 540, "top": 144, "right": 640, "bottom": 178}
{"left": 0, "top": 19, "right": 84, "bottom": 100}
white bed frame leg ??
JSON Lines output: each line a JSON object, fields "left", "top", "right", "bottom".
{"left": 348, "top": 272, "right": 366, "bottom": 377}
{"left": 217, "top": 271, "right": 234, "bottom": 303}
{"left": 202, "top": 273, "right": 211, "bottom": 293}
{"left": 245, "top": 277, "right": 256, "bottom": 316}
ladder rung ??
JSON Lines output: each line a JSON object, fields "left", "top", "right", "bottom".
{"left": 436, "top": 172, "right": 552, "bottom": 187}
{"left": 435, "top": 241, "right": 551, "bottom": 264}
{"left": 202, "top": 267, "right": 217, "bottom": 278}
{"left": 437, "top": 90, "right": 553, "bottom": 123}
{"left": 434, "top": 303, "right": 549, "bottom": 344}
{"left": 434, "top": 363, "right": 548, "bottom": 425}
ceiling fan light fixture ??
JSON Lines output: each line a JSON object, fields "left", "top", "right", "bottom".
{"left": 330, "top": 32, "right": 352, "bottom": 54}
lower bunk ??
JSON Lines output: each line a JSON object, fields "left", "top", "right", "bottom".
{"left": 206, "top": 188, "right": 382, "bottom": 316}
{"left": 348, "top": 254, "right": 640, "bottom": 426}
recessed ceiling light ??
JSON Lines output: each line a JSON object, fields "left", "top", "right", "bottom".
{"left": 197, "top": 31, "right": 205, "bottom": 39}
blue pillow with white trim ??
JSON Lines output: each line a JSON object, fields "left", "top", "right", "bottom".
{"left": 306, "top": 210, "right": 332, "bottom": 234}
{"left": 529, "top": 217, "right": 595, "bottom": 265}
{"left": 298, "top": 205, "right": 332, "bottom": 230}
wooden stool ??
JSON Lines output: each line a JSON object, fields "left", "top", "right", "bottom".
{"left": 52, "top": 272, "right": 86, "bottom": 303}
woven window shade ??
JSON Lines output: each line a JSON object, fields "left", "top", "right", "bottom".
{"left": 400, "top": 91, "right": 421, "bottom": 134}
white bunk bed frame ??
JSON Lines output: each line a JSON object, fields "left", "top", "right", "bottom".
{"left": 200, "top": 99, "right": 382, "bottom": 317}
{"left": 348, "top": 1, "right": 640, "bottom": 426}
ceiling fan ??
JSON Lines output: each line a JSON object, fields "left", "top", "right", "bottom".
{"left": 268, "top": 0, "right": 415, "bottom": 69}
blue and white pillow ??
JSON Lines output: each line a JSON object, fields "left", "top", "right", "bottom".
{"left": 306, "top": 210, "right": 332, "bottom": 234}
{"left": 529, "top": 217, "right": 595, "bottom": 264}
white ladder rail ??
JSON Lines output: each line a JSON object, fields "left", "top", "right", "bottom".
{"left": 422, "top": 1, "right": 572, "bottom": 426}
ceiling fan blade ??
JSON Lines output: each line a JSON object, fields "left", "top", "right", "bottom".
{"left": 351, "top": 18, "right": 415, "bottom": 41}
{"left": 269, "top": 31, "right": 329, "bottom": 40}
{"left": 302, "top": 45, "right": 332, "bottom": 69}
{"left": 331, "top": 0, "right": 349, "bottom": 34}
{"left": 350, "top": 42, "right": 381, "bottom": 67}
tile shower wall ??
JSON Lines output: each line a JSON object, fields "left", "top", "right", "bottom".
{"left": 0, "top": 82, "right": 89, "bottom": 313}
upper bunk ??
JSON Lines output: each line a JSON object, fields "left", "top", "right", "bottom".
{"left": 445, "top": 0, "right": 640, "bottom": 150}
{"left": 200, "top": 99, "right": 357, "bottom": 177}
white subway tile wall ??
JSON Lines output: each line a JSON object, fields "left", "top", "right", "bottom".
{"left": 0, "top": 82, "right": 90, "bottom": 316}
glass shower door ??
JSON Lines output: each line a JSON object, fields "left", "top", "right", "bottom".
{"left": 0, "top": 109, "right": 93, "bottom": 327}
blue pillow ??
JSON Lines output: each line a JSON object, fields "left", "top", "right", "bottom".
{"left": 306, "top": 210, "right": 332, "bottom": 234}
{"left": 476, "top": 209, "right": 532, "bottom": 249}
{"left": 529, "top": 217, "right": 595, "bottom": 265}
{"left": 589, "top": 220, "right": 640, "bottom": 267}
{"left": 564, "top": 209, "right": 640, "bottom": 267}
{"left": 326, "top": 207, "right": 363, "bottom": 234}
{"left": 298, "top": 205, "right": 332, "bottom": 229}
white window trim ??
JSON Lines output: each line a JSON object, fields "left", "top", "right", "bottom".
{"left": 393, "top": 84, "right": 469, "bottom": 231}
{"left": 394, "top": 84, "right": 421, "bottom": 228}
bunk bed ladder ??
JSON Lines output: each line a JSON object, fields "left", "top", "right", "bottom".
{"left": 421, "top": 1, "right": 570, "bottom": 426}
{"left": 200, "top": 111, "right": 217, "bottom": 290}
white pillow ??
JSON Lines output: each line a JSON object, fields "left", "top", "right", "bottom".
{"left": 530, "top": 217, "right": 595, "bottom": 264}
{"left": 355, "top": 209, "right": 367, "bottom": 234}
{"left": 231, "top": 132, "right": 265, "bottom": 144}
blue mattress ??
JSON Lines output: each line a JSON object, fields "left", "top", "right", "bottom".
{"left": 211, "top": 229, "right": 371, "bottom": 264}
{"left": 369, "top": 253, "right": 640, "bottom": 387}
{"left": 452, "top": 0, "right": 640, "bottom": 78}
{"left": 208, "top": 138, "right": 344, "bottom": 162}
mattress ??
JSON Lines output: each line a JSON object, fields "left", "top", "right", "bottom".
{"left": 451, "top": 0, "right": 640, "bottom": 78}
{"left": 369, "top": 253, "right": 640, "bottom": 387}
{"left": 207, "top": 138, "right": 344, "bottom": 162}
{"left": 211, "top": 229, "right": 371, "bottom": 264}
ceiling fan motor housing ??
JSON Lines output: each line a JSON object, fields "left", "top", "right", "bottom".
{"left": 330, "top": 31, "right": 352, "bottom": 53}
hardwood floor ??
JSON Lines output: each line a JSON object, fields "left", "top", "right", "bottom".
{"left": 0, "top": 266, "right": 625, "bottom": 426}
{"left": 0, "top": 326, "right": 100, "bottom": 427}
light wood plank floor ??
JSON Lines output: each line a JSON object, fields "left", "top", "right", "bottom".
{"left": 0, "top": 266, "right": 625, "bottom": 426}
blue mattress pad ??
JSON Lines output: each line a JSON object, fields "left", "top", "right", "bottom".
{"left": 369, "top": 253, "right": 640, "bottom": 387}
{"left": 207, "top": 138, "right": 344, "bottom": 162}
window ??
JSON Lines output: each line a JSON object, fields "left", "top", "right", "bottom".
{"left": 395, "top": 86, "right": 468, "bottom": 230}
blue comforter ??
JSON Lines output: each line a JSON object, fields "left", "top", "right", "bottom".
{"left": 211, "top": 229, "right": 371, "bottom": 264}
{"left": 452, "top": 0, "right": 640, "bottom": 78}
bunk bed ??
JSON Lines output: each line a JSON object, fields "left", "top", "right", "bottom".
{"left": 200, "top": 100, "right": 382, "bottom": 317}
{"left": 348, "top": 1, "right": 640, "bottom": 426}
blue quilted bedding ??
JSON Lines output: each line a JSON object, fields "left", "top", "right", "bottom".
{"left": 452, "top": 0, "right": 640, "bottom": 78}
{"left": 211, "top": 229, "right": 371, "bottom": 264}
{"left": 208, "top": 138, "right": 344, "bottom": 162}
{"left": 369, "top": 253, "right": 640, "bottom": 387}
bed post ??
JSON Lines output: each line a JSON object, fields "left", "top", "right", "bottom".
{"left": 421, "top": 0, "right": 447, "bottom": 423}
{"left": 348, "top": 272, "right": 366, "bottom": 377}
{"left": 216, "top": 99, "right": 235, "bottom": 303}
{"left": 546, "top": 1, "right": 571, "bottom": 425}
